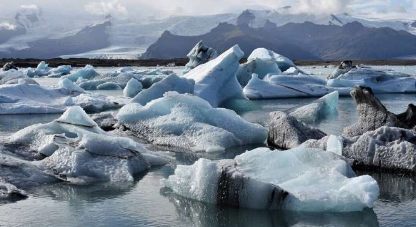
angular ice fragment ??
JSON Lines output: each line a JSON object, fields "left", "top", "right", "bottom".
{"left": 327, "top": 135, "right": 343, "bottom": 155}
{"left": 248, "top": 48, "right": 295, "bottom": 72}
{"left": 56, "top": 106, "right": 97, "bottom": 127}
{"left": 58, "top": 78, "right": 85, "bottom": 93}
{"left": 184, "top": 45, "right": 246, "bottom": 107}
{"left": 66, "top": 65, "right": 98, "bottom": 82}
{"left": 123, "top": 78, "right": 143, "bottom": 98}
{"left": 184, "top": 41, "right": 218, "bottom": 73}
{"left": 289, "top": 91, "right": 339, "bottom": 123}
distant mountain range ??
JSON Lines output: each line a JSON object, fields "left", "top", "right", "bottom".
{"left": 142, "top": 18, "right": 416, "bottom": 60}
{"left": 0, "top": 7, "right": 416, "bottom": 59}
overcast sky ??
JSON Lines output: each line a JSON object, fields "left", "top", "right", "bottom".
{"left": 0, "top": 0, "right": 415, "bottom": 20}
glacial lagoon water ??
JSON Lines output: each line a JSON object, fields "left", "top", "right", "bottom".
{"left": 1, "top": 66, "right": 416, "bottom": 226}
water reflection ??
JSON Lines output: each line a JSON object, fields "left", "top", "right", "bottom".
{"left": 358, "top": 170, "right": 416, "bottom": 203}
{"left": 164, "top": 192, "right": 379, "bottom": 227}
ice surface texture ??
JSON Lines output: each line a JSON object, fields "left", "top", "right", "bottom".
{"left": 117, "top": 92, "right": 267, "bottom": 152}
{"left": 164, "top": 147, "right": 379, "bottom": 212}
{"left": 268, "top": 111, "right": 326, "bottom": 149}
{"left": 132, "top": 74, "right": 194, "bottom": 106}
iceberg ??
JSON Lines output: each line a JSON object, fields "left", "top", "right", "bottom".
{"left": 164, "top": 147, "right": 379, "bottom": 212}
{"left": 268, "top": 111, "right": 326, "bottom": 149}
{"left": 0, "top": 70, "right": 38, "bottom": 85}
{"left": 236, "top": 48, "right": 303, "bottom": 87}
{"left": 7, "top": 106, "right": 167, "bottom": 183}
{"left": 0, "top": 83, "right": 124, "bottom": 114}
{"left": 328, "top": 62, "right": 416, "bottom": 93}
{"left": 248, "top": 48, "right": 296, "bottom": 72}
{"left": 26, "top": 61, "right": 51, "bottom": 77}
{"left": 184, "top": 45, "right": 247, "bottom": 107}
{"left": 117, "top": 92, "right": 267, "bottom": 152}
{"left": 131, "top": 74, "right": 194, "bottom": 106}
{"left": 65, "top": 65, "right": 98, "bottom": 82}
{"left": 58, "top": 78, "right": 85, "bottom": 93}
{"left": 184, "top": 41, "right": 218, "bottom": 73}
{"left": 48, "top": 65, "right": 72, "bottom": 78}
{"left": 244, "top": 73, "right": 349, "bottom": 99}
{"left": 289, "top": 91, "right": 339, "bottom": 123}
{"left": 123, "top": 78, "right": 143, "bottom": 98}
{"left": 96, "top": 82, "right": 122, "bottom": 90}
{"left": 2, "top": 61, "right": 18, "bottom": 71}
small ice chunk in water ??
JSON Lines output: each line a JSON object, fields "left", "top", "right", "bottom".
{"left": 58, "top": 78, "right": 85, "bottom": 93}
{"left": 66, "top": 65, "right": 98, "bottom": 82}
{"left": 56, "top": 106, "right": 97, "bottom": 127}
{"left": 289, "top": 91, "right": 339, "bottom": 123}
{"left": 123, "top": 78, "right": 143, "bottom": 98}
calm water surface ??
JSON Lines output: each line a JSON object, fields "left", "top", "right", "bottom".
{"left": 1, "top": 67, "right": 416, "bottom": 226}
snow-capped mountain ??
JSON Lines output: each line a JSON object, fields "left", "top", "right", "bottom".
{"left": 1, "top": 7, "right": 416, "bottom": 59}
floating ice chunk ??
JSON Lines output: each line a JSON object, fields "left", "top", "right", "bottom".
{"left": 66, "top": 65, "right": 98, "bottom": 82}
{"left": 327, "top": 65, "right": 416, "bottom": 93}
{"left": 327, "top": 135, "right": 343, "bottom": 155}
{"left": 248, "top": 48, "right": 296, "bottom": 72}
{"left": 0, "top": 83, "right": 124, "bottom": 114}
{"left": 7, "top": 107, "right": 167, "bottom": 183}
{"left": 117, "top": 92, "right": 267, "bottom": 152}
{"left": 184, "top": 41, "right": 218, "bottom": 73}
{"left": 184, "top": 45, "right": 246, "bottom": 107}
{"left": 56, "top": 106, "right": 97, "bottom": 127}
{"left": 48, "top": 65, "right": 72, "bottom": 77}
{"left": 0, "top": 182, "right": 28, "bottom": 199}
{"left": 163, "top": 158, "right": 288, "bottom": 209}
{"left": 26, "top": 61, "right": 51, "bottom": 77}
{"left": 244, "top": 74, "right": 308, "bottom": 99}
{"left": 123, "top": 78, "right": 143, "bottom": 98}
{"left": 268, "top": 111, "right": 326, "bottom": 149}
{"left": 236, "top": 48, "right": 292, "bottom": 86}
{"left": 139, "top": 74, "right": 168, "bottom": 88}
{"left": 58, "top": 78, "right": 85, "bottom": 93}
{"left": 2, "top": 61, "right": 18, "bottom": 71}
{"left": 132, "top": 74, "right": 194, "bottom": 106}
{"left": 164, "top": 147, "right": 380, "bottom": 212}
{"left": 289, "top": 91, "right": 339, "bottom": 123}
{"left": 0, "top": 70, "right": 38, "bottom": 85}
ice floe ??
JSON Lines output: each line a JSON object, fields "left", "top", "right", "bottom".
{"left": 5, "top": 106, "right": 167, "bottom": 184}
{"left": 0, "top": 83, "right": 124, "bottom": 114}
{"left": 164, "top": 147, "right": 379, "bottom": 212}
{"left": 328, "top": 62, "right": 416, "bottom": 93}
{"left": 117, "top": 92, "right": 267, "bottom": 152}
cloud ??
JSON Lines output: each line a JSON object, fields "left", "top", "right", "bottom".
{"left": 20, "top": 4, "right": 39, "bottom": 10}
{"left": 292, "top": 0, "right": 353, "bottom": 14}
{"left": 84, "top": 0, "right": 128, "bottom": 16}
{"left": 0, "top": 22, "right": 17, "bottom": 30}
